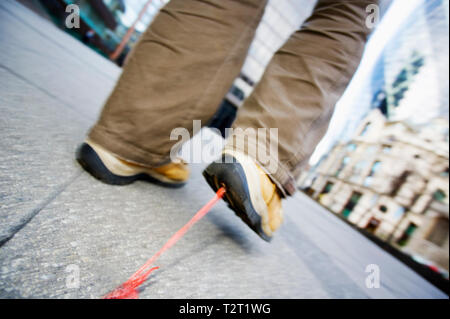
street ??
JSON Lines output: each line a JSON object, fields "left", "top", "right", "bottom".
{"left": 0, "top": 0, "right": 446, "bottom": 299}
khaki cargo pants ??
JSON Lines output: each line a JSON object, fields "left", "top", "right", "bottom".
{"left": 88, "top": 0, "right": 376, "bottom": 196}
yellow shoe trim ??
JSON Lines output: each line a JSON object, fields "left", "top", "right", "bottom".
{"left": 85, "top": 138, "right": 189, "bottom": 183}
{"left": 256, "top": 165, "right": 283, "bottom": 233}
{"left": 222, "top": 149, "right": 283, "bottom": 237}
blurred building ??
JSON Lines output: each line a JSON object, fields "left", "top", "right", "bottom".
{"left": 298, "top": 108, "right": 449, "bottom": 272}
{"left": 369, "top": 0, "right": 449, "bottom": 123}
{"left": 315, "top": 0, "right": 449, "bottom": 163}
{"left": 36, "top": 0, "right": 120, "bottom": 56}
{"left": 35, "top": 0, "right": 168, "bottom": 63}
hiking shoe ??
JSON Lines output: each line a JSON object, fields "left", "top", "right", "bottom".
{"left": 202, "top": 149, "right": 283, "bottom": 241}
{"left": 76, "top": 139, "right": 189, "bottom": 187}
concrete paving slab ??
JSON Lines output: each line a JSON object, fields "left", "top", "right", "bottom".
{"left": 0, "top": 0, "right": 120, "bottom": 244}
{"left": 0, "top": 67, "right": 86, "bottom": 244}
{"left": 0, "top": 164, "right": 446, "bottom": 298}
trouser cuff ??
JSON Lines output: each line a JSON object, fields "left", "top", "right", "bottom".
{"left": 223, "top": 132, "right": 297, "bottom": 197}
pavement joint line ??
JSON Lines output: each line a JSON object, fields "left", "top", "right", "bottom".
{"left": 0, "top": 171, "right": 82, "bottom": 248}
{"left": 0, "top": 63, "right": 94, "bottom": 122}
{"left": 0, "top": 0, "right": 119, "bottom": 83}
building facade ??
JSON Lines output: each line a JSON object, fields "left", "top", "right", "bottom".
{"left": 310, "top": 0, "right": 449, "bottom": 166}
{"left": 298, "top": 109, "right": 449, "bottom": 272}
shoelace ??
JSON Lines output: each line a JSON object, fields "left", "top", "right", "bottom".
{"left": 103, "top": 187, "right": 226, "bottom": 299}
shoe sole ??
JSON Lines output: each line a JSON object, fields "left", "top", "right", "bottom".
{"left": 76, "top": 143, "right": 185, "bottom": 188}
{"left": 203, "top": 153, "right": 272, "bottom": 242}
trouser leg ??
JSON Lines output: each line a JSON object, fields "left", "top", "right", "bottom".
{"left": 225, "top": 0, "right": 377, "bottom": 196}
{"left": 89, "top": 0, "right": 268, "bottom": 166}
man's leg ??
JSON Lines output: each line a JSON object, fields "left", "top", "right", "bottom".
{"left": 205, "top": 0, "right": 377, "bottom": 240}
{"left": 87, "top": 0, "right": 267, "bottom": 167}
{"left": 227, "top": 0, "right": 375, "bottom": 195}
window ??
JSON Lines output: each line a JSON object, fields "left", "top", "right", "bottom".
{"left": 392, "top": 69, "right": 408, "bottom": 88}
{"left": 230, "top": 85, "right": 245, "bottom": 101}
{"left": 433, "top": 189, "right": 446, "bottom": 202}
{"left": 369, "top": 161, "right": 381, "bottom": 176}
{"left": 239, "top": 73, "right": 254, "bottom": 86}
{"left": 320, "top": 181, "right": 334, "bottom": 195}
{"left": 397, "top": 223, "right": 417, "bottom": 246}
{"left": 341, "top": 191, "right": 362, "bottom": 218}
{"left": 365, "top": 217, "right": 381, "bottom": 233}
{"left": 360, "top": 122, "right": 371, "bottom": 136}
{"left": 364, "top": 161, "right": 381, "bottom": 187}
{"left": 392, "top": 86, "right": 408, "bottom": 107}
{"left": 390, "top": 171, "right": 411, "bottom": 197}
{"left": 412, "top": 55, "right": 424, "bottom": 69}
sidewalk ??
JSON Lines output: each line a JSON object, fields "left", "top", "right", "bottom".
{"left": 0, "top": 0, "right": 446, "bottom": 299}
